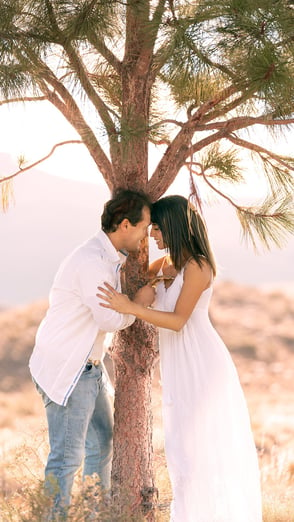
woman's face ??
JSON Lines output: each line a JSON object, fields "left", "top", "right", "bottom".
{"left": 150, "top": 224, "right": 165, "bottom": 250}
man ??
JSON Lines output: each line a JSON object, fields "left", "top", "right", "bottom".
{"left": 29, "top": 188, "right": 151, "bottom": 515}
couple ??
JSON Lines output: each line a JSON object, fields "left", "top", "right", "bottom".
{"left": 30, "top": 188, "right": 262, "bottom": 521}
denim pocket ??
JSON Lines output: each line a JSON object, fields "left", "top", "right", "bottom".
{"left": 33, "top": 379, "right": 52, "bottom": 407}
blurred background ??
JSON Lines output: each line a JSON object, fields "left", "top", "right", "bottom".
{"left": 0, "top": 149, "right": 293, "bottom": 308}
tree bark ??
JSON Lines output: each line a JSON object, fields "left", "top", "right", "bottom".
{"left": 111, "top": 323, "right": 158, "bottom": 519}
{"left": 110, "top": 240, "right": 159, "bottom": 519}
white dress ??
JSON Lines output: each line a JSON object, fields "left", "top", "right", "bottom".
{"left": 155, "top": 269, "right": 262, "bottom": 522}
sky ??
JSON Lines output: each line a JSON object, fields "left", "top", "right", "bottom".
{"left": 0, "top": 101, "right": 102, "bottom": 185}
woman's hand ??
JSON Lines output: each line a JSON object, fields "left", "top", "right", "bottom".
{"left": 97, "top": 283, "right": 134, "bottom": 314}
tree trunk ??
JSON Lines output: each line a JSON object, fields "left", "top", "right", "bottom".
{"left": 110, "top": 241, "right": 159, "bottom": 520}
{"left": 111, "top": 324, "right": 158, "bottom": 519}
{"left": 109, "top": 4, "right": 159, "bottom": 514}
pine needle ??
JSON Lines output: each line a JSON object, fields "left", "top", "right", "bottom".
{"left": 237, "top": 193, "right": 294, "bottom": 251}
{"left": 1, "top": 180, "right": 14, "bottom": 212}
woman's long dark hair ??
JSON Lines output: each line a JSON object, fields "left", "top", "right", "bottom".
{"left": 151, "top": 195, "right": 216, "bottom": 275}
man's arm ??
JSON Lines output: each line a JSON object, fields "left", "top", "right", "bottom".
{"left": 79, "top": 257, "right": 135, "bottom": 331}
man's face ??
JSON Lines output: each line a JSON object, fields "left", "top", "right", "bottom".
{"left": 123, "top": 206, "right": 151, "bottom": 252}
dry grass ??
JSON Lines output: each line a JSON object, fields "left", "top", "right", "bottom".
{"left": 1, "top": 429, "right": 293, "bottom": 521}
{"left": 1, "top": 282, "right": 294, "bottom": 520}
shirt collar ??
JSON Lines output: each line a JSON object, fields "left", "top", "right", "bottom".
{"left": 95, "top": 230, "right": 128, "bottom": 266}
{"left": 118, "top": 248, "right": 128, "bottom": 265}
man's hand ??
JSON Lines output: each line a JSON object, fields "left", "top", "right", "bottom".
{"left": 134, "top": 284, "right": 156, "bottom": 307}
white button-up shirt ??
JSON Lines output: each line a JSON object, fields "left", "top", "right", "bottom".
{"left": 29, "top": 230, "right": 135, "bottom": 405}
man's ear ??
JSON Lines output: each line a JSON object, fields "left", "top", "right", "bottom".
{"left": 118, "top": 218, "right": 130, "bottom": 231}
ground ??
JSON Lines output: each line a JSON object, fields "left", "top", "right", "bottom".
{"left": 0, "top": 280, "right": 294, "bottom": 520}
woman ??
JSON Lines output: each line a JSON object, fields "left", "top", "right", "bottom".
{"left": 98, "top": 195, "right": 262, "bottom": 522}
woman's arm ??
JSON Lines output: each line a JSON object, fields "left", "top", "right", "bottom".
{"left": 97, "top": 259, "right": 212, "bottom": 332}
{"left": 133, "top": 284, "right": 156, "bottom": 307}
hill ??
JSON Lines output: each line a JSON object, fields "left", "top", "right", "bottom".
{"left": 0, "top": 152, "right": 110, "bottom": 307}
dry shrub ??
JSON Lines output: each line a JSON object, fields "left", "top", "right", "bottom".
{"left": 1, "top": 430, "right": 294, "bottom": 521}
{"left": 0, "top": 433, "right": 158, "bottom": 522}
{"left": 0, "top": 473, "right": 152, "bottom": 522}
{"left": 263, "top": 495, "right": 294, "bottom": 522}
{"left": 260, "top": 444, "right": 294, "bottom": 522}
{"left": 153, "top": 452, "right": 171, "bottom": 522}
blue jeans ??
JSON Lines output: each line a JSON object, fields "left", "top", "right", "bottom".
{"left": 35, "top": 363, "right": 113, "bottom": 513}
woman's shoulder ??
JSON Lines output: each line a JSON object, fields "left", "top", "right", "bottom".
{"left": 184, "top": 257, "right": 213, "bottom": 287}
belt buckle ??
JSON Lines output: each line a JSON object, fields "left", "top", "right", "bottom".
{"left": 88, "top": 359, "right": 100, "bottom": 367}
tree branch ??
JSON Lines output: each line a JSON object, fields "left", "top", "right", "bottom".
{"left": 150, "top": 0, "right": 167, "bottom": 48}
{"left": 87, "top": 34, "right": 122, "bottom": 74}
{"left": 184, "top": 116, "right": 294, "bottom": 133}
{"left": 0, "top": 96, "right": 46, "bottom": 106}
{"left": 152, "top": 0, "right": 168, "bottom": 25}
{"left": 226, "top": 133, "right": 294, "bottom": 172}
{"left": 148, "top": 113, "right": 232, "bottom": 198}
{"left": 63, "top": 43, "right": 118, "bottom": 138}
{"left": 148, "top": 118, "right": 183, "bottom": 130}
{"left": 189, "top": 117, "right": 294, "bottom": 154}
{"left": 0, "top": 140, "right": 83, "bottom": 183}
{"left": 187, "top": 41, "right": 238, "bottom": 82}
{"left": 44, "top": 0, "right": 120, "bottom": 149}
{"left": 147, "top": 103, "right": 294, "bottom": 199}
{"left": 188, "top": 162, "right": 285, "bottom": 220}
{"left": 199, "top": 89, "right": 255, "bottom": 125}
{"left": 153, "top": 13, "right": 239, "bottom": 80}
{"left": 38, "top": 76, "right": 114, "bottom": 188}
{"left": 189, "top": 84, "right": 237, "bottom": 123}
{"left": 9, "top": 37, "right": 115, "bottom": 187}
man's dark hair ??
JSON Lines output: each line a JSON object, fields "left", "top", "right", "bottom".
{"left": 101, "top": 188, "right": 152, "bottom": 233}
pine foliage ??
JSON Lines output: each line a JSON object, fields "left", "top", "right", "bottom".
{"left": 237, "top": 193, "right": 294, "bottom": 250}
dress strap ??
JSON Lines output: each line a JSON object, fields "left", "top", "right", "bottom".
{"left": 160, "top": 256, "right": 167, "bottom": 269}
{"left": 158, "top": 255, "right": 170, "bottom": 275}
